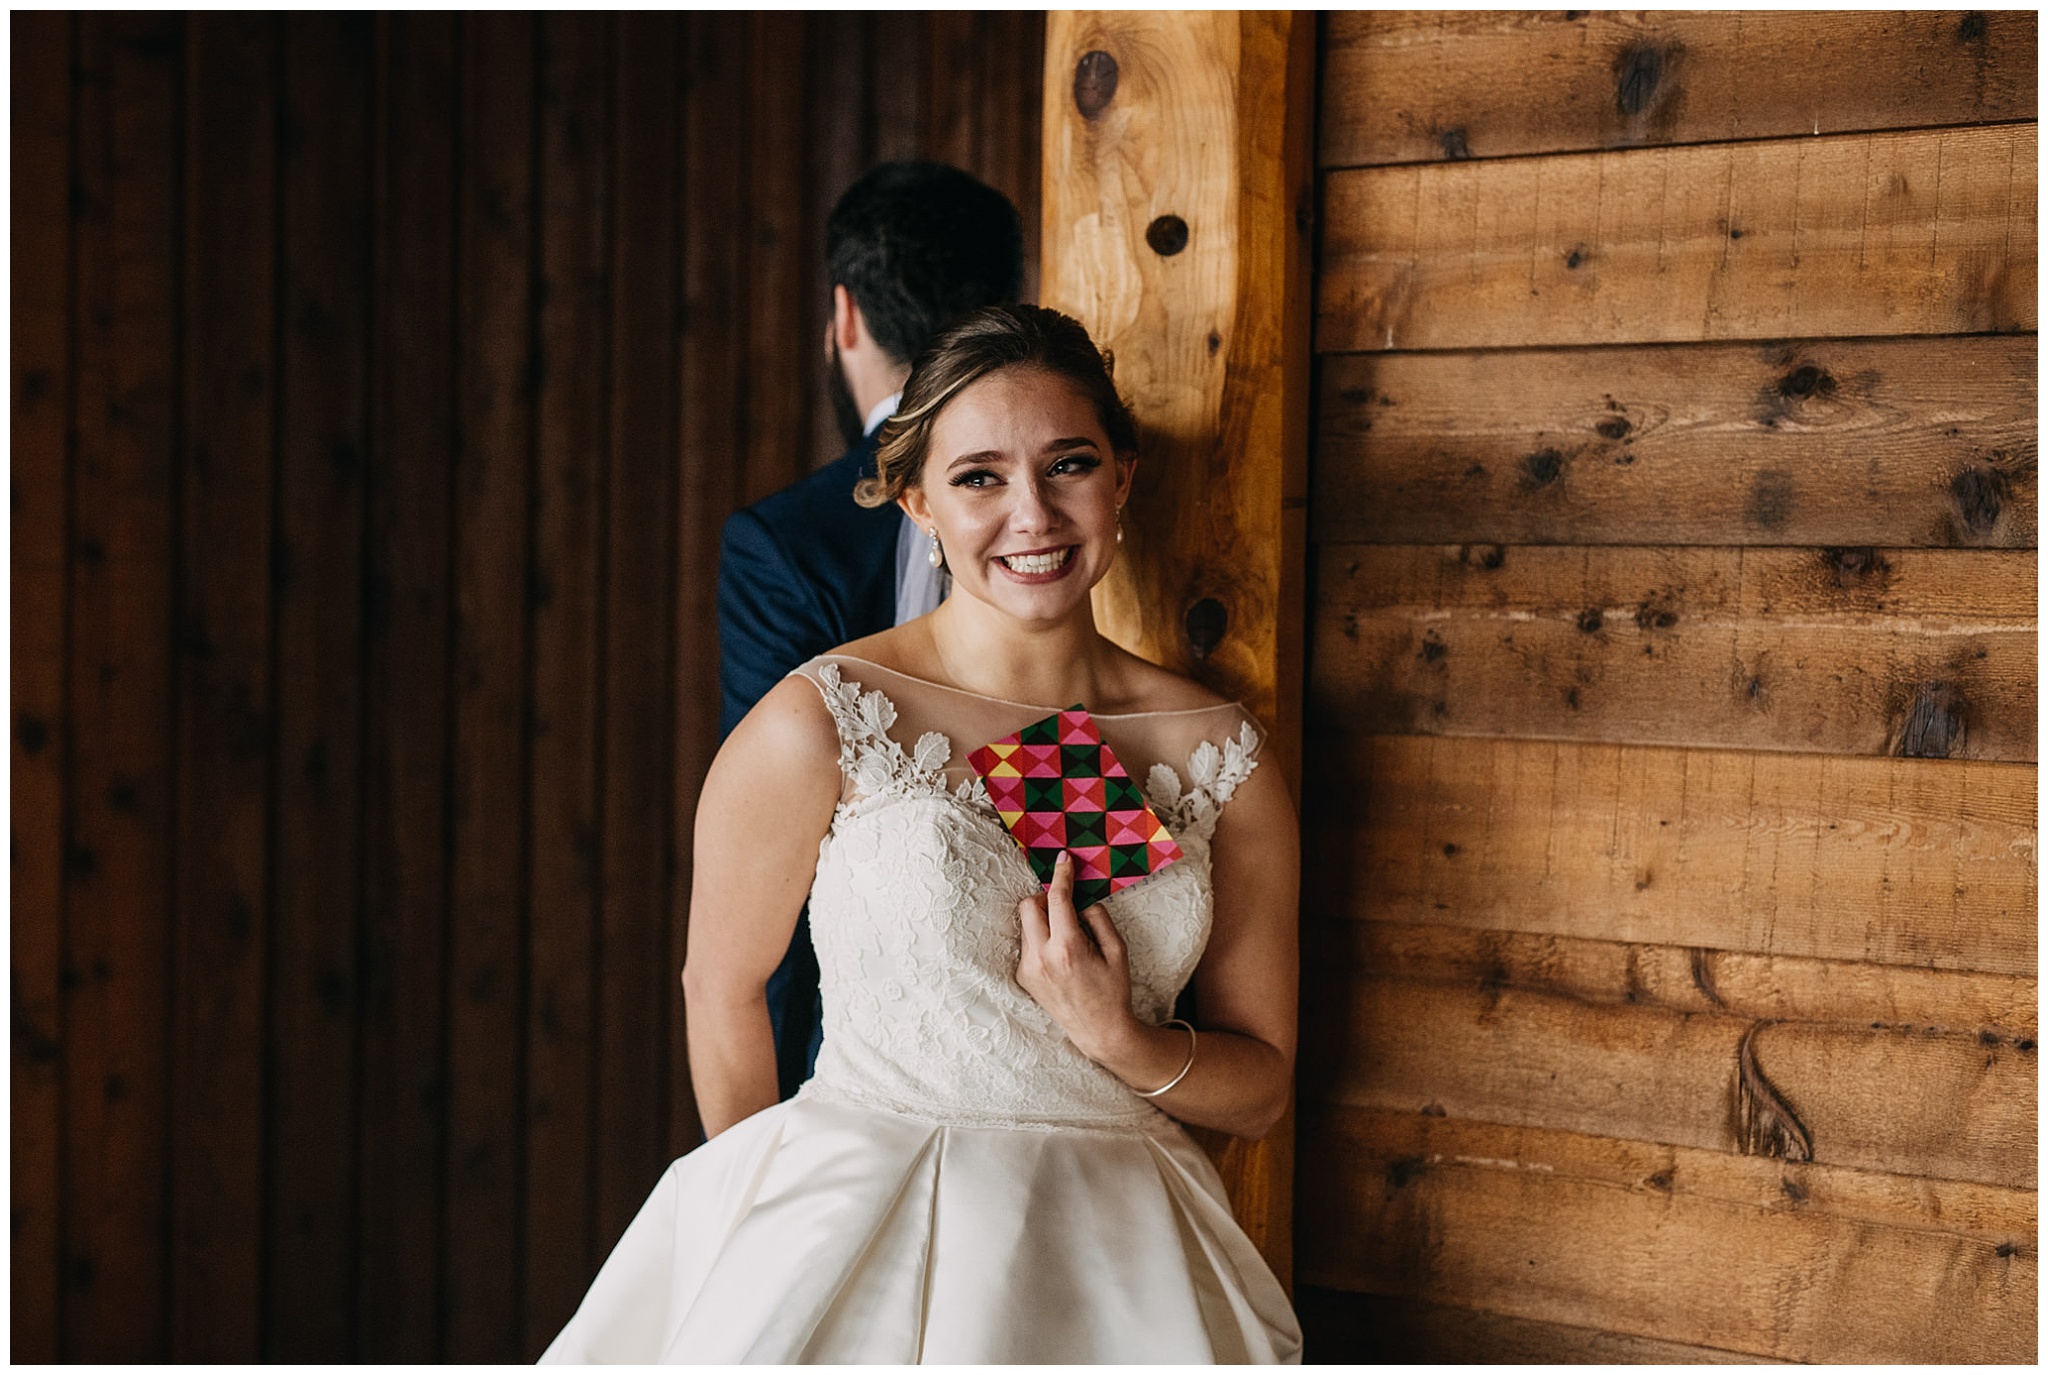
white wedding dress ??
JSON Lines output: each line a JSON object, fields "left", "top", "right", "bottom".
{"left": 540, "top": 656, "right": 1303, "bottom": 1364}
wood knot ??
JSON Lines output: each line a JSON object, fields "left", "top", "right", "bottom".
{"left": 1949, "top": 464, "right": 2008, "bottom": 536}
{"left": 1594, "top": 416, "right": 1631, "bottom": 440}
{"left": 1892, "top": 681, "right": 1968, "bottom": 758}
{"left": 1459, "top": 543, "right": 1506, "bottom": 569}
{"left": 1958, "top": 11, "right": 1989, "bottom": 43}
{"left": 1521, "top": 448, "right": 1565, "bottom": 488}
{"left": 1613, "top": 41, "right": 1673, "bottom": 117}
{"left": 1576, "top": 608, "right": 1604, "bottom": 633}
{"left": 1419, "top": 633, "right": 1447, "bottom": 664}
{"left": 1384, "top": 1155, "right": 1427, "bottom": 1196}
{"left": 1633, "top": 601, "right": 1678, "bottom": 631}
{"left": 1145, "top": 215, "right": 1189, "bottom": 257}
{"left": 1071, "top": 50, "right": 1118, "bottom": 118}
{"left": 1437, "top": 127, "right": 1472, "bottom": 160}
{"left": 1822, "top": 546, "right": 1889, "bottom": 585}
{"left": 1564, "top": 244, "right": 1588, "bottom": 270}
{"left": 1184, "top": 597, "right": 1226, "bottom": 659}
{"left": 1776, "top": 363, "right": 1837, "bottom": 401}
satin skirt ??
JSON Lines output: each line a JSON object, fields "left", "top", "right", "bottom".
{"left": 538, "top": 1093, "right": 1302, "bottom": 1364}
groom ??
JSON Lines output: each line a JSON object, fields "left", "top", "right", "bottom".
{"left": 717, "top": 162, "right": 1026, "bottom": 1099}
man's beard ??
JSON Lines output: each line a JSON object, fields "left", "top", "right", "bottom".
{"left": 827, "top": 335, "right": 868, "bottom": 449}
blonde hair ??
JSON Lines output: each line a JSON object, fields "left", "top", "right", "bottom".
{"left": 854, "top": 304, "right": 1139, "bottom": 508}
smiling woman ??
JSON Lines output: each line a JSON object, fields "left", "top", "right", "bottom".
{"left": 538, "top": 301, "right": 1303, "bottom": 1361}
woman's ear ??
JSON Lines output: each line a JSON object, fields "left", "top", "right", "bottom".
{"left": 897, "top": 484, "right": 933, "bottom": 530}
{"left": 1114, "top": 454, "right": 1137, "bottom": 508}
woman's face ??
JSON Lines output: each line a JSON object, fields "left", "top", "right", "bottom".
{"left": 900, "top": 365, "right": 1134, "bottom": 626}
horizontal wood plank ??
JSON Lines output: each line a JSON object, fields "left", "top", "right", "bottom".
{"left": 1309, "top": 544, "right": 2036, "bottom": 760}
{"left": 1320, "top": 10, "right": 2039, "bottom": 169}
{"left": 1301, "top": 957, "right": 2034, "bottom": 1189}
{"left": 1295, "top": 1286, "right": 1780, "bottom": 1364}
{"left": 1313, "top": 335, "right": 2037, "bottom": 548}
{"left": 1296, "top": 1105, "right": 2036, "bottom": 1363}
{"left": 1318, "top": 124, "right": 2037, "bottom": 352}
{"left": 1312, "top": 920, "right": 2036, "bottom": 1041}
{"left": 1302, "top": 733, "right": 2036, "bottom": 975}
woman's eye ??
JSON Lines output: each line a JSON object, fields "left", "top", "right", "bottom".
{"left": 1049, "top": 453, "right": 1100, "bottom": 476}
{"left": 950, "top": 469, "right": 1000, "bottom": 488}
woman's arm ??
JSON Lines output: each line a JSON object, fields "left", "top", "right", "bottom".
{"left": 680, "top": 674, "right": 844, "bottom": 1138}
{"left": 1017, "top": 759, "right": 1300, "bottom": 1139}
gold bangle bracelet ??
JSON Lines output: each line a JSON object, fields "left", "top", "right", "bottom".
{"left": 1133, "top": 1018, "right": 1198, "bottom": 1098}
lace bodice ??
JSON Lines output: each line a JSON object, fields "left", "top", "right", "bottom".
{"left": 789, "top": 656, "right": 1262, "bottom": 1133}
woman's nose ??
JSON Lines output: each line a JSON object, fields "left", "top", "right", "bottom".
{"left": 1007, "top": 478, "right": 1058, "bottom": 532}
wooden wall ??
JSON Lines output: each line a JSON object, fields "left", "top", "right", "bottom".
{"left": 9, "top": 11, "right": 1043, "bottom": 1362}
{"left": 1295, "top": 10, "right": 2036, "bottom": 1363}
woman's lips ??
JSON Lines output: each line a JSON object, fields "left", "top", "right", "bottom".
{"left": 993, "top": 545, "right": 1077, "bottom": 583}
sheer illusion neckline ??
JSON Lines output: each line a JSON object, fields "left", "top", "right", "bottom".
{"left": 823, "top": 654, "right": 1244, "bottom": 720}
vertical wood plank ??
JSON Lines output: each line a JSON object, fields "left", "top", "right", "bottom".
{"left": 521, "top": 10, "right": 610, "bottom": 1356}
{"left": 10, "top": 10, "right": 75, "bottom": 1362}
{"left": 357, "top": 11, "right": 458, "bottom": 1359}
{"left": 169, "top": 12, "right": 273, "bottom": 1360}
{"left": 671, "top": 11, "right": 750, "bottom": 1154}
{"left": 924, "top": 12, "right": 979, "bottom": 169}
{"left": 1040, "top": 9, "right": 1315, "bottom": 1280}
{"left": 598, "top": 8, "right": 682, "bottom": 1247}
{"left": 446, "top": 13, "right": 537, "bottom": 1361}
{"left": 265, "top": 13, "right": 373, "bottom": 1360}
{"left": 63, "top": 11, "right": 182, "bottom": 1360}
{"left": 870, "top": 13, "right": 925, "bottom": 164}
{"left": 805, "top": 12, "right": 869, "bottom": 465}
{"left": 742, "top": 11, "right": 810, "bottom": 501}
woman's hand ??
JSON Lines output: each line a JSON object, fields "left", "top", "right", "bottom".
{"left": 1016, "top": 851, "right": 1141, "bottom": 1060}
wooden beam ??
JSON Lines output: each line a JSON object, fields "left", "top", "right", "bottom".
{"left": 1039, "top": 9, "right": 1315, "bottom": 1280}
{"left": 1303, "top": 734, "right": 2036, "bottom": 976}
{"left": 1313, "top": 335, "right": 2037, "bottom": 549}
{"left": 1297, "top": 1105, "right": 2036, "bottom": 1363}
{"left": 1296, "top": 1287, "right": 1784, "bottom": 1364}
{"left": 1310, "top": 544, "right": 2037, "bottom": 762}
{"left": 1320, "top": 10, "right": 2039, "bottom": 169}
{"left": 1319, "top": 124, "right": 2038, "bottom": 352}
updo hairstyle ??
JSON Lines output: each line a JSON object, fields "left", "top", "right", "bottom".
{"left": 853, "top": 304, "right": 1139, "bottom": 508}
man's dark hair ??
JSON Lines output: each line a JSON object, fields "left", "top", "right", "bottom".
{"left": 825, "top": 162, "right": 1026, "bottom": 366}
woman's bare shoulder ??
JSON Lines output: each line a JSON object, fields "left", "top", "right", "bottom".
{"left": 1105, "top": 644, "right": 1235, "bottom": 714}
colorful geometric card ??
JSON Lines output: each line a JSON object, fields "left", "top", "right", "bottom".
{"left": 966, "top": 706, "right": 1183, "bottom": 909}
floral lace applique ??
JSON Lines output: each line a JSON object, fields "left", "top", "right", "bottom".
{"left": 1144, "top": 720, "right": 1261, "bottom": 844}
{"left": 812, "top": 661, "right": 988, "bottom": 806}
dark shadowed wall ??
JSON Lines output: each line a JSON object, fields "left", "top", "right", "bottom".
{"left": 10, "top": 10, "right": 1043, "bottom": 1362}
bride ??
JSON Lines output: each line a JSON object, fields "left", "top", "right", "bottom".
{"left": 541, "top": 304, "right": 1302, "bottom": 1363}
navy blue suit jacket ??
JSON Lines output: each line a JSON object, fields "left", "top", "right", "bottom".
{"left": 716, "top": 438, "right": 900, "bottom": 1099}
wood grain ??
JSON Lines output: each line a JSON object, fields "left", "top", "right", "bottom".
{"left": 1313, "top": 335, "right": 2038, "bottom": 548}
{"left": 169, "top": 13, "right": 273, "bottom": 1360}
{"left": 1318, "top": 124, "right": 2037, "bottom": 353}
{"left": 1295, "top": 1286, "right": 1779, "bottom": 1364}
{"left": 1320, "top": 10, "right": 2039, "bottom": 169}
{"left": 522, "top": 12, "right": 609, "bottom": 1357}
{"left": 446, "top": 14, "right": 536, "bottom": 1361}
{"left": 1303, "top": 733, "right": 2035, "bottom": 976}
{"left": 1312, "top": 920, "right": 2037, "bottom": 1041}
{"left": 356, "top": 13, "right": 456, "bottom": 1359}
{"left": 1310, "top": 544, "right": 2036, "bottom": 761}
{"left": 597, "top": 5, "right": 681, "bottom": 1267}
{"left": 64, "top": 14, "right": 181, "bottom": 1359}
{"left": 10, "top": 10, "right": 73, "bottom": 1362}
{"left": 1302, "top": 959, "right": 2034, "bottom": 1189}
{"left": 1296, "top": 1105, "right": 2036, "bottom": 1363}
{"left": 1041, "top": 8, "right": 1315, "bottom": 1278}
{"left": 673, "top": 11, "right": 750, "bottom": 1154}
{"left": 267, "top": 15, "right": 372, "bottom": 1360}
{"left": 742, "top": 12, "right": 810, "bottom": 505}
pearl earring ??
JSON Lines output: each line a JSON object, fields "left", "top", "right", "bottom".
{"left": 926, "top": 527, "right": 944, "bottom": 569}
{"left": 1115, "top": 506, "right": 1124, "bottom": 545}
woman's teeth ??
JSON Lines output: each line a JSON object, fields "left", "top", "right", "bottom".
{"left": 999, "top": 548, "right": 1072, "bottom": 574}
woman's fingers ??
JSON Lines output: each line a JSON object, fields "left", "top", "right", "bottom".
{"left": 1018, "top": 890, "right": 1051, "bottom": 950}
{"left": 1080, "top": 903, "right": 1125, "bottom": 964}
